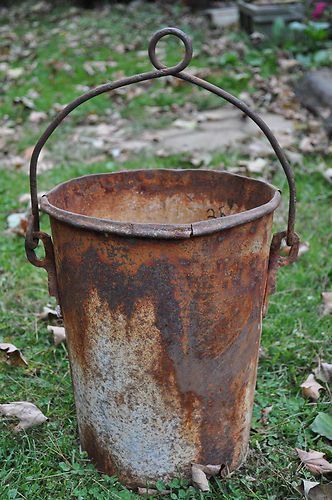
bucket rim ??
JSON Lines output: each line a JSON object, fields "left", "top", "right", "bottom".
{"left": 40, "top": 168, "right": 281, "bottom": 239}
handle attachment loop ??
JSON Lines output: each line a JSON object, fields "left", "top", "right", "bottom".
{"left": 263, "top": 230, "right": 300, "bottom": 316}
{"left": 25, "top": 216, "right": 59, "bottom": 301}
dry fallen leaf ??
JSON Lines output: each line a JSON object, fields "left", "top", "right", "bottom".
{"left": 38, "top": 306, "right": 59, "bottom": 321}
{"left": 2, "top": 155, "right": 25, "bottom": 170}
{"left": 279, "top": 58, "right": 300, "bottom": 71}
{"left": 301, "top": 374, "right": 324, "bottom": 401}
{"left": 314, "top": 363, "right": 332, "bottom": 384}
{"left": 6, "top": 212, "right": 29, "bottom": 236}
{"left": 322, "top": 168, "right": 332, "bottom": 184}
{"left": 296, "top": 448, "right": 332, "bottom": 476}
{"left": 321, "top": 292, "right": 332, "bottom": 316}
{"left": 173, "top": 119, "right": 197, "bottom": 130}
{"left": 248, "top": 139, "right": 273, "bottom": 158}
{"left": 7, "top": 67, "right": 24, "bottom": 79}
{"left": 286, "top": 150, "right": 303, "bottom": 165}
{"left": 259, "top": 346, "right": 268, "bottom": 359}
{"left": 298, "top": 242, "right": 310, "bottom": 257}
{"left": 298, "top": 480, "right": 332, "bottom": 499}
{"left": 28, "top": 111, "right": 47, "bottom": 123}
{"left": 14, "top": 96, "right": 35, "bottom": 110}
{"left": 192, "top": 465, "right": 210, "bottom": 492}
{"left": 299, "top": 137, "right": 316, "bottom": 153}
{"left": 189, "top": 152, "right": 212, "bottom": 168}
{"left": 246, "top": 157, "right": 267, "bottom": 173}
{"left": 0, "top": 343, "right": 28, "bottom": 367}
{"left": 310, "top": 412, "right": 332, "bottom": 441}
{"left": 260, "top": 405, "right": 273, "bottom": 426}
{"left": 191, "top": 464, "right": 221, "bottom": 492}
{"left": 18, "top": 193, "right": 31, "bottom": 204}
{"left": 0, "top": 402, "right": 48, "bottom": 432}
{"left": 47, "top": 325, "right": 66, "bottom": 345}
{"left": 299, "top": 479, "right": 319, "bottom": 498}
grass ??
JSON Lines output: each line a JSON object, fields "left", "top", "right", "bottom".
{"left": 0, "top": 2, "right": 332, "bottom": 499}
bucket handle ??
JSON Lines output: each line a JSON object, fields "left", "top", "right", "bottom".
{"left": 25, "top": 27, "right": 299, "bottom": 265}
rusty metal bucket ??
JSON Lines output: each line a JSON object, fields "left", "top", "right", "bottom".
{"left": 25, "top": 28, "right": 299, "bottom": 487}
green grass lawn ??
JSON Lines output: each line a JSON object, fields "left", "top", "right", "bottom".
{"left": 0, "top": 2, "right": 331, "bottom": 499}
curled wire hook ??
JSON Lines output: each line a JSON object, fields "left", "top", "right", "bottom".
{"left": 148, "top": 27, "right": 193, "bottom": 74}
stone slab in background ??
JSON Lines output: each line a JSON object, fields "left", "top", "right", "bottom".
{"left": 295, "top": 69, "right": 332, "bottom": 138}
{"left": 238, "top": 1, "right": 305, "bottom": 35}
{"left": 206, "top": 5, "right": 239, "bottom": 28}
{"left": 142, "top": 107, "right": 294, "bottom": 154}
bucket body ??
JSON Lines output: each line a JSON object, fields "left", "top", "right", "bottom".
{"left": 42, "top": 169, "right": 279, "bottom": 486}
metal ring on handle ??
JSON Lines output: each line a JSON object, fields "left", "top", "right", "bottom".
{"left": 148, "top": 27, "right": 193, "bottom": 73}
{"left": 26, "top": 27, "right": 298, "bottom": 255}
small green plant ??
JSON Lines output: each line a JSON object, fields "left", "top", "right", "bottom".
{"left": 155, "top": 478, "right": 196, "bottom": 499}
{"left": 268, "top": 16, "right": 332, "bottom": 67}
{"left": 289, "top": 20, "right": 330, "bottom": 43}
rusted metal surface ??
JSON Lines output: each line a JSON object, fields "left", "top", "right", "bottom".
{"left": 49, "top": 169, "right": 274, "bottom": 485}
{"left": 24, "top": 27, "right": 300, "bottom": 488}
{"left": 40, "top": 169, "right": 281, "bottom": 238}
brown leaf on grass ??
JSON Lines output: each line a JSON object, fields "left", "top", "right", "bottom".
{"left": 321, "top": 292, "right": 332, "bottom": 316}
{"left": 300, "top": 374, "right": 324, "bottom": 401}
{"left": 246, "top": 157, "right": 267, "bottom": 173}
{"left": 13, "top": 96, "right": 35, "bottom": 110}
{"left": 248, "top": 139, "right": 273, "bottom": 158}
{"left": 309, "top": 484, "right": 332, "bottom": 499}
{"left": 298, "top": 242, "right": 310, "bottom": 257}
{"left": 322, "top": 168, "right": 332, "bottom": 184}
{"left": 0, "top": 343, "right": 28, "bottom": 367}
{"left": 259, "top": 405, "right": 273, "bottom": 426}
{"left": 314, "top": 363, "right": 332, "bottom": 385}
{"left": 18, "top": 193, "right": 31, "bottom": 204}
{"left": 47, "top": 325, "right": 66, "bottom": 345}
{"left": 83, "top": 60, "right": 117, "bottom": 76}
{"left": 189, "top": 152, "right": 212, "bottom": 168}
{"left": 296, "top": 448, "right": 332, "bottom": 476}
{"left": 299, "top": 137, "right": 316, "bottom": 153}
{"left": 28, "top": 111, "right": 47, "bottom": 124}
{"left": 299, "top": 479, "right": 319, "bottom": 498}
{"left": 279, "top": 58, "right": 300, "bottom": 71}
{"left": 37, "top": 306, "right": 58, "bottom": 321}
{"left": 259, "top": 346, "right": 268, "bottom": 359}
{"left": 286, "top": 151, "right": 303, "bottom": 166}
{"left": 0, "top": 402, "right": 47, "bottom": 432}
{"left": 6, "top": 212, "right": 29, "bottom": 236}
{"left": 173, "top": 119, "right": 197, "bottom": 130}
{"left": 2, "top": 155, "right": 25, "bottom": 170}
{"left": 298, "top": 480, "right": 332, "bottom": 499}
{"left": 307, "top": 483, "right": 332, "bottom": 499}
{"left": 191, "top": 464, "right": 221, "bottom": 492}
{"left": 7, "top": 67, "right": 24, "bottom": 79}
{"left": 192, "top": 465, "right": 209, "bottom": 492}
